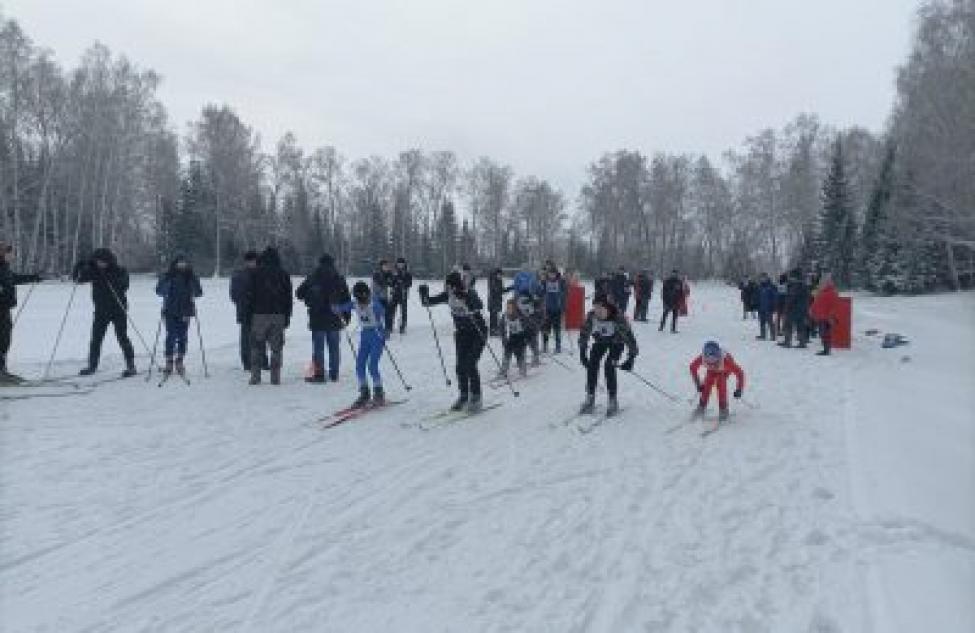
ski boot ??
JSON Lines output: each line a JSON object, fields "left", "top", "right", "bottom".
{"left": 175, "top": 356, "right": 186, "bottom": 377}
{"left": 450, "top": 394, "right": 469, "bottom": 411}
{"left": 468, "top": 394, "right": 483, "bottom": 413}
{"left": 353, "top": 385, "right": 371, "bottom": 408}
{"left": 249, "top": 373, "right": 261, "bottom": 386}
{"left": 718, "top": 408, "right": 730, "bottom": 422}
{"left": 305, "top": 373, "right": 326, "bottom": 384}
{"left": 579, "top": 392, "right": 596, "bottom": 415}
{"left": 606, "top": 396, "right": 620, "bottom": 417}
{"left": 121, "top": 358, "right": 137, "bottom": 378}
{"left": 79, "top": 366, "right": 97, "bottom": 376}
{"left": 372, "top": 385, "right": 385, "bottom": 406}
{"left": 162, "top": 357, "right": 174, "bottom": 376}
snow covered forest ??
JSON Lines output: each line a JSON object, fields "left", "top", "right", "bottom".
{"left": 1, "top": 1, "right": 972, "bottom": 289}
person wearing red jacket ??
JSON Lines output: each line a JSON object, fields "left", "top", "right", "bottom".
{"left": 690, "top": 340, "right": 745, "bottom": 421}
{"left": 809, "top": 273, "right": 840, "bottom": 356}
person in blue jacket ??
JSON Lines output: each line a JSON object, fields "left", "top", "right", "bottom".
{"left": 756, "top": 273, "right": 778, "bottom": 340}
{"left": 155, "top": 255, "right": 203, "bottom": 376}
{"left": 540, "top": 265, "right": 567, "bottom": 353}
{"left": 333, "top": 281, "right": 387, "bottom": 408}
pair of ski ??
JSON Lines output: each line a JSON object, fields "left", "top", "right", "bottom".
{"left": 556, "top": 406, "right": 624, "bottom": 434}
{"left": 156, "top": 368, "right": 190, "bottom": 387}
{"left": 418, "top": 402, "right": 503, "bottom": 431}
{"left": 318, "top": 399, "right": 407, "bottom": 430}
{"left": 665, "top": 411, "right": 735, "bottom": 437}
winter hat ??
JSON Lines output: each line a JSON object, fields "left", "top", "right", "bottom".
{"left": 243, "top": 250, "right": 259, "bottom": 262}
{"left": 445, "top": 270, "right": 464, "bottom": 290}
{"left": 396, "top": 257, "right": 406, "bottom": 265}
{"left": 352, "top": 281, "right": 370, "bottom": 301}
{"left": 319, "top": 253, "right": 335, "bottom": 267}
{"left": 259, "top": 247, "right": 281, "bottom": 267}
{"left": 703, "top": 340, "right": 722, "bottom": 362}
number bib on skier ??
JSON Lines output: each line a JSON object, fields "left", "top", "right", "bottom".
{"left": 356, "top": 303, "right": 379, "bottom": 328}
{"left": 517, "top": 296, "right": 535, "bottom": 316}
{"left": 506, "top": 319, "right": 524, "bottom": 337}
{"left": 448, "top": 295, "right": 471, "bottom": 319}
{"left": 592, "top": 319, "right": 616, "bottom": 339}
{"left": 546, "top": 281, "right": 561, "bottom": 294}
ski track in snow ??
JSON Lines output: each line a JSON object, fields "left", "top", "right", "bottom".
{"left": 1, "top": 279, "right": 972, "bottom": 632}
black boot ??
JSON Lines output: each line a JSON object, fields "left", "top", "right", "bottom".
{"left": 79, "top": 366, "right": 97, "bottom": 376}
{"left": 451, "top": 394, "right": 469, "bottom": 411}
{"left": 372, "top": 385, "right": 385, "bottom": 406}
{"left": 579, "top": 392, "right": 596, "bottom": 414}
{"left": 121, "top": 358, "right": 137, "bottom": 378}
{"left": 353, "top": 385, "right": 371, "bottom": 408}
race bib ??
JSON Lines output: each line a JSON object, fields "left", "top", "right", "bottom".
{"left": 546, "top": 281, "right": 561, "bottom": 294}
{"left": 506, "top": 319, "right": 524, "bottom": 336}
{"left": 517, "top": 296, "right": 535, "bottom": 315}
{"left": 449, "top": 295, "right": 471, "bottom": 318}
{"left": 356, "top": 304, "right": 378, "bottom": 328}
{"left": 592, "top": 319, "right": 616, "bottom": 338}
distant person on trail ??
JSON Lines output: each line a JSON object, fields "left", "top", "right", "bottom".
{"left": 578, "top": 292, "right": 638, "bottom": 417}
{"left": 510, "top": 266, "right": 543, "bottom": 366}
{"left": 389, "top": 257, "right": 413, "bottom": 335}
{"left": 371, "top": 259, "right": 394, "bottom": 337}
{"left": 230, "top": 251, "right": 265, "bottom": 371}
{"left": 679, "top": 275, "right": 690, "bottom": 316}
{"left": 541, "top": 266, "right": 567, "bottom": 354}
{"left": 779, "top": 268, "right": 810, "bottom": 349}
{"left": 756, "top": 273, "right": 778, "bottom": 340}
{"left": 774, "top": 273, "right": 788, "bottom": 339}
{"left": 295, "top": 253, "right": 351, "bottom": 383}
{"left": 659, "top": 269, "right": 683, "bottom": 333}
{"left": 0, "top": 242, "right": 43, "bottom": 383}
{"left": 154, "top": 255, "right": 203, "bottom": 377}
{"left": 487, "top": 267, "right": 504, "bottom": 336}
{"left": 497, "top": 298, "right": 529, "bottom": 380}
{"left": 610, "top": 266, "right": 631, "bottom": 313}
{"left": 632, "top": 270, "right": 651, "bottom": 322}
{"left": 420, "top": 270, "right": 488, "bottom": 413}
{"left": 242, "top": 247, "right": 292, "bottom": 385}
{"left": 690, "top": 340, "right": 745, "bottom": 423}
{"left": 332, "top": 281, "right": 387, "bottom": 408}
{"left": 73, "top": 248, "right": 137, "bottom": 378}
{"left": 809, "top": 272, "right": 840, "bottom": 356}
{"left": 461, "top": 262, "right": 477, "bottom": 291}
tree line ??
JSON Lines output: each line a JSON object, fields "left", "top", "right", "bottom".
{"left": 1, "top": 1, "right": 971, "bottom": 291}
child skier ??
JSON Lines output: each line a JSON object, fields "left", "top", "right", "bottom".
{"left": 419, "top": 271, "right": 488, "bottom": 412}
{"left": 498, "top": 298, "right": 529, "bottom": 379}
{"left": 690, "top": 340, "right": 745, "bottom": 422}
{"left": 333, "top": 281, "right": 387, "bottom": 407}
{"left": 154, "top": 255, "right": 203, "bottom": 377}
{"left": 578, "top": 293, "right": 639, "bottom": 416}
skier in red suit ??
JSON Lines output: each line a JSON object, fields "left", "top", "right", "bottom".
{"left": 690, "top": 340, "right": 745, "bottom": 421}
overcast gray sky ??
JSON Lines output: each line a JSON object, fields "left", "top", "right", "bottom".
{"left": 5, "top": 0, "right": 920, "bottom": 195}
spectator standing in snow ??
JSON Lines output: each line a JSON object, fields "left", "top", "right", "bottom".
{"left": 809, "top": 272, "right": 840, "bottom": 356}
{"left": 0, "top": 242, "right": 43, "bottom": 382}
{"left": 242, "top": 247, "right": 293, "bottom": 385}
{"left": 155, "top": 255, "right": 203, "bottom": 377}
{"left": 389, "top": 257, "right": 413, "bottom": 335}
{"left": 295, "top": 253, "right": 351, "bottom": 383}
{"left": 779, "top": 268, "right": 810, "bottom": 349}
{"left": 73, "top": 248, "right": 137, "bottom": 377}
{"left": 756, "top": 273, "right": 778, "bottom": 340}
{"left": 230, "top": 251, "right": 265, "bottom": 371}
{"left": 487, "top": 267, "right": 504, "bottom": 336}
{"left": 659, "top": 269, "right": 683, "bottom": 333}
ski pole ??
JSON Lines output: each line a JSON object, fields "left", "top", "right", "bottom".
{"left": 145, "top": 315, "right": 163, "bottom": 382}
{"left": 194, "top": 315, "right": 209, "bottom": 378}
{"left": 12, "top": 279, "right": 39, "bottom": 327}
{"left": 380, "top": 337, "right": 412, "bottom": 391}
{"left": 423, "top": 304, "right": 452, "bottom": 386}
{"left": 544, "top": 351, "right": 574, "bottom": 371}
{"left": 43, "top": 282, "right": 79, "bottom": 380}
{"left": 621, "top": 367, "right": 682, "bottom": 403}
{"left": 102, "top": 271, "right": 153, "bottom": 356}
{"left": 344, "top": 327, "right": 358, "bottom": 358}
{"left": 472, "top": 320, "right": 519, "bottom": 398}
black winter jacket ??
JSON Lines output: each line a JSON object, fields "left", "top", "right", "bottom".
{"left": 156, "top": 264, "right": 203, "bottom": 318}
{"left": 661, "top": 275, "right": 683, "bottom": 309}
{"left": 0, "top": 261, "right": 40, "bottom": 310}
{"left": 295, "top": 262, "right": 351, "bottom": 331}
{"left": 73, "top": 249, "right": 129, "bottom": 315}
{"left": 229, "top": 268, "right": 252, "bottom": 324}
{"left": 243, "top": 249, "right": 293, "bottom": 320}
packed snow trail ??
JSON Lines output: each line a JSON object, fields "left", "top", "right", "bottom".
{"left": 1, "top": 279, "right": 972, "bottom": 632}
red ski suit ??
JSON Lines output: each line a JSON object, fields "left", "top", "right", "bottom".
{"left": 690, "top": 352, "right": 745, "bottom": 409}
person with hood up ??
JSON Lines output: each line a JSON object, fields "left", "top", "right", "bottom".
{"left": 779, "top": 268, "right": 810, "bottom": 349}
{"left": 419, "top": 270, "right": 488, "bottom": 413}
{"left": 659, "top": 269, "right": 684, "bottom": 333}
{"left": 242, "top": 247, "right": 292, "bottom": 385}
{"left": 295, "top": 253, "right": 351, "bottom": 383}
{"left": 155, "top": 255, "right": 203, "bottom": 377}
{"left": 0, "top": 242, "right": 43, "bottom": 382}
{"left": 230, "top": 251, "right": 266, "bottom": 371}
{"left": 73, "top": 248, "right": 137, "bottom": 377}
{"left": 578, "top": 292, "right": 639, "bottom": 417}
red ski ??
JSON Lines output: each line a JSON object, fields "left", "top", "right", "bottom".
{"left": 319, "top": 400, "right": 406, "bottom": 430}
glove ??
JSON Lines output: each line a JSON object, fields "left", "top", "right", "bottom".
{"left": 579, "top": 348, "right": 588, "bottom": 367}
{"left": 733, "top": 389, "right": 742, "bottom": 399}
{"left": 619, "top": 356, "right": 635, "bottom": 371}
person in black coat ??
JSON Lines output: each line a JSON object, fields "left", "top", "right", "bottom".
{"left": 229, "top": 251, "right": 265, "bottom": 370}
{"left": 155, "top": 255, "right": 203, "bottom": 375}
{"left": 610, "top": 266, "right": 631, "bottom": 312}
{"left": 389, "top": 257, "right": 413, "bottom": 335}
{"left": 659, "top": 269, "right": 683, "bottom": 333}
{"left": 487, "top": 267, "right": 504, "bottom": 336}
{"left": 779, "top": 269, "right": 810, "bottom": 348}
{"left": 73, "top": 248, "right": 137, "bottom": 377}
{"left": 371, "top": 259, "right": 394, "bottom": 337}
{"left": 295, "top": 253, "right": 351, "bottom": 383}
{"left": 419, "top": 271, "right": 488, "bottom": 413}
{"left": 0, "top": 242, "right": 43, "bottom": 381}
{"left": 242, "top": 247, "right": 293, "bottom": 385}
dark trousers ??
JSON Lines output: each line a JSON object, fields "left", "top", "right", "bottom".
{"left": 0, "top": 309, "right": 11, "bottom": 371}
{"left": 251, "top": 314, "right": 286, "bottom": 377}
{"left": 388, "top": 296, "right": 408, "bottom": 333}
{"left": 818, "top": 320, "right": 832, "bottom": 353}
{"left": 311, "top": 330, "right": 341, "bottom": 380}
{"left": 659, "top": 306, "right": 679, "bottom": 332}
{"left": 164, "top": 316, "right": 190, "bottom": 358}
{"left": 542, "top": 309, "right": 563, "bottom": 351}
{"left": 89, "top": 311, "right": 135, "bottom": 369}
{"left": 488, "top": 308, "right": 501, "bottom": 335}
{"left": 240, "top": 321, "right": 268, "bottom": 370}
{"left": 634, "top": 297, "right": 649, "bottom": 321}
{"left": 783, "top": 315, "right": 808, "bottom": 347}
{"left": 380, "top": 299, "right": 393, "bottom": 336}
{"left": 759, "top": 311, "right": 776, "bottom": 339}
{"left": 586, "top": 340, "right": 623, "bottom": 397}
{"left": 454, "top": 329, "right": 485, "bottom": 397}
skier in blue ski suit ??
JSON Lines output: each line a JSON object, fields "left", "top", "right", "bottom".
{"left": 333, "top": 281, "right": 387, "bottom": 407}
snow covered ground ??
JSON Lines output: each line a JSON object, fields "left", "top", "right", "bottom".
{"left": 2, "top": 278, "right": 972, "bottom": 632}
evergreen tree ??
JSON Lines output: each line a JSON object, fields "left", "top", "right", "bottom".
{"left": 860, "top": 145, "right": 896, "bottom": 290}
{"left": 817, "top": 139, "right": 857, "bottom": 287}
